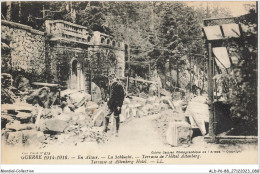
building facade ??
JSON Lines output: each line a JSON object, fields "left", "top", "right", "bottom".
{"left": 1, "top": 20, "right": 125, "bottom": 93}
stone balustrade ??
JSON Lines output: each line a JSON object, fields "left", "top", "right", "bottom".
{"left": 45, "top": 20, "right": 124, "bottom": 50}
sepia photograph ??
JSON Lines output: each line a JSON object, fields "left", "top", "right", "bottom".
{"left": 0, "top": 0, "right": 258, "bottom": 172}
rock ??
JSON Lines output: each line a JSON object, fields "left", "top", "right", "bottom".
{"left": 1, "top": 128, "right": 13, "bottom": 143}
{"left": 1, "top": 114, "right": 14, "bottom": 128}
{"left": 136, "top": 110, "right": 146, "bottom": 118}
{"left": 63, "top": 106, "right": 72, "bottom": 113}
{"left": 74, "top": 106, "right": 86, "bottom": 114}
{"left": 131, "top": 96, "right": 146, "bottom": 103}
{"left": 181, "top": 101, "right": 188, "bottom": 112}
{"left": 93, "top": 106, "right": 106, "bottom": 127}
{"left": 26, "top": 87, "right": 50, "bottom": 108}
{"left": 191, "top": 95, "right": 207, "bottom": 104}
{"left": 1, "top": 88, "right": 17, "bottom": 104}
{"left": 50, "top": 106, "right": 62, "bottom": 117}
{"left": 40, "top": 119, "right": 69, "bottom": 133}
{"left": 78, "top": 114, "right": 92, "bottom": 127}
{"left": 150, "top": 103, "right": 161, "bottom": 114}
{"left": 72, "top": 115, "right": 79, "bottom": 122}
{"left": 161, "top": 110, "right": 185, "bottom": 122}
{"left": 6, "top": 131, "right": 23, "bottom": 145}
{"left": 160, "top": 96, "right": 172, "bottom": 104}
{"left": 6, "top": 120, "right": 36, "bottom": 131}
{"left": 40, "top": 108, "right": 53, "bottom": 119}
{"left": 60, "top": 89, "right": 75, "bottom": 97}
{"left": 1, "top": 104, "right": 16, "bottom": 113}
{"left": 1, "top": 73, "right": 13, "bottom": 88}
{"left": 146, "top": 96, "right": 159, "bottom": 104}
{"left": 129, "top": 108, "right": 137, "bottom": 117}
{"left": 139, "top": 92, "right": 148, "bottom": 99}
{"left": 188, "top": 112, "right": 207, "bottom": 135}
{"left": 160, "top": 89, "right": 171, "bottom": 97}
{"left": 21, "top": 130, "right": 45, "bottom": 146}
{"left": 78, "top": 113, "right": 87, "bottom": 121}
{"left": 16, "top": 76, "right": 31, "bottom": 92}
{"left": 185, "top": 102, "right": 209, "bottom": 123}
{"left": 56, "top": 114, "right": 72, "bottom": 122}
{"left": 16, "top": 112, "right": 32, "bottom": 119}
{"left": 149, "top": 84, "right": 157, "bottom": 96}
{"left": 56, "top": 134, "right": 71, "bottom": 143}
{"left": 69, "top": 91, "right": 91, "bottom": 107}
{"left": 166, "top": 121, "right": 192, "bottom": 147}
{"left": 123, "top": 98, "right": 131, "bottom": 104}
{"left": 120, "top": 105, "right": 129, "bottom": 122}
{"left": 128, "top": 103, "right": 142, "bottom": 108}
{"left": 160, "top": 103, "right": 169, "bottom": 111}
{"left": 91, "top": 82, "right": 102, "bottom": 103}
{"left": 172, "top": 100, "right": 183, "bottom": 111}
{"left": 86, "top": 101, "right": 99, "bottom": 113}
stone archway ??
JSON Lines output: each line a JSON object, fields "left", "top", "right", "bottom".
{"left": 69, "top": 58, "right": 85, "bottom": 91}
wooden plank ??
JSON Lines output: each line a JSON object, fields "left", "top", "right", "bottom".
{"left": 129, "top": 77, "right": 156, "bottom": 84}
{"left": 216, "top": 136, "right": 258, "bottom": 139}
{"left": 32, "top": 82, "right": 58, "bottom": 87}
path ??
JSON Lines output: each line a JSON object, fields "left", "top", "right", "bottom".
{"left": 99, "top": 114, "right": 172, "bottom": 153}
{"left": 98, "top": 115, "right": 258, "bottom": 154}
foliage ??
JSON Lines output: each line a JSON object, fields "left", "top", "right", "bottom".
{"left": 214, "top": 9, "right": 257, "bottom": 135}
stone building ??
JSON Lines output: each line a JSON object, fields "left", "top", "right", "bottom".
{"left": 1, "top": 20, "right": 125, "bottom": 93}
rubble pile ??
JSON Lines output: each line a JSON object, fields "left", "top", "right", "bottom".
{"left": 1, "top": 73, "right": 18, "bottom": 104}
{"left": 120, "top": 95, "right": 169, "bottom": 121}
{"left": 185, "top": 95, "right": 209, "bottom": 135}
{"left": 1, "top": 102, "right": 44, "bottom": 147}
{"left": 153, "top": 95, "right": 209, "bottom": 147}
{"left": 1, "top": 80, "right": 109, "bottom": 148}
{"left": 1, "top": 73, "right": 209, "bottom": 148}
{"left": 153, "top": 110, "right": 188, "bottom": 144}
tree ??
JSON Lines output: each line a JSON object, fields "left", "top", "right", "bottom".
{"left": 214, "top": 8, "right": 257, "bottom": 135}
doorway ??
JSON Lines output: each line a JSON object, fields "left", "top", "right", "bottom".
{"left": 69, "top": 58, "right": 85, "bottom": 90}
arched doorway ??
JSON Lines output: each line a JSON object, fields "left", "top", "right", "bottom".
{"left": 69, "top": 58, "right": 85, "bottom": 90}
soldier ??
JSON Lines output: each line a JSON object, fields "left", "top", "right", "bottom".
{"left": 104, "top": 72, "right": 125, "bottom": 136}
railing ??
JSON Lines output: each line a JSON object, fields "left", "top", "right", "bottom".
{"left": 45, "top": 20, "right": 92, "bottom": 44}
{"left": 45, "top": 20, "right": 124, "bottom": 49}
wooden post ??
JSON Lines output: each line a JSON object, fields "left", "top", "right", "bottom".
{"left": 6, "top": 1, "right": 12, "bottom": 21}
{"left": 18, "top": 1, "right": 22, "bottom": 23}
{"left": 44, "top": 32, "right": 50, "bottom": 83}
{"left": 176, "top": 61, "right": 179, "bottom": 88}
{"left": 90, "top": 68, "right": 93, "bottom": 101}
{"left": 207, "top": 42, "right": 215, "bottom": 142}
{"left": 190, "top": 55, "right": 192, "bottom": 93}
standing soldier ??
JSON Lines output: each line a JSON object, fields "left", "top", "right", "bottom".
{"left": 104, "top": 72, "right": 125, "bottom": 136}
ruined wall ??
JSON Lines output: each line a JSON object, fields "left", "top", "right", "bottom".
{"left": 114, "top": 49, "right": 125, "bottom": 77}
{"left": 1, "top": 20, "right": 125, "bottom": 93}
{"left": 47, "top": 42, "right": 88, "bottom": 91}
{"left": 1, "top": 20, "right": 45, "bottom": 75}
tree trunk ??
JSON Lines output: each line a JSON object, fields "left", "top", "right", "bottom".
{"left": 18, "top": 1, "right": 22, "bottom": 23}
{"left": 6, "top": 1, "right": 12, "bottom": 21}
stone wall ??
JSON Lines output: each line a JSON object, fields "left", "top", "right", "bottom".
{"left": 1, "top": 20, "right": 45, "bottom": 75}
{"left": 1, "top": 20, "right": 125, "bottom": 93}
{"left": 47, "top": 42, "right": 87, "bottom": 90}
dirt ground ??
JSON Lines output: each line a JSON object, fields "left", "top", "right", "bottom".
{"left": 103, "top": 114, "right": 257, "bottom": 151}
{"left": 2, "top": 113, "right": 258, "bottom": 164}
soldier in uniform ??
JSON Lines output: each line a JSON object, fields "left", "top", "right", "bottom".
{"left": 104, "top": 72, "right": 125, "bottom": 136}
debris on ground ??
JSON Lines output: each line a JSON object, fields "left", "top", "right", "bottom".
{"left": 1, "top": 73, "right": 18, "bottom": 104}
{"left": 0, "top": 75, "right": 206, "bottom": 149}
{"left": 91, "top": 82, "right": 102, "bottom": 103}
{"left": 166, "top": 121, "right": 192, "bottom": 146}
{"left": 185, "top": 95, "right": 209, "bottom": 135}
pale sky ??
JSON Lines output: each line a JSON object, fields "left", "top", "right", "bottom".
{"left": 184, "top": 1, "right": 257, "bottom": 17}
